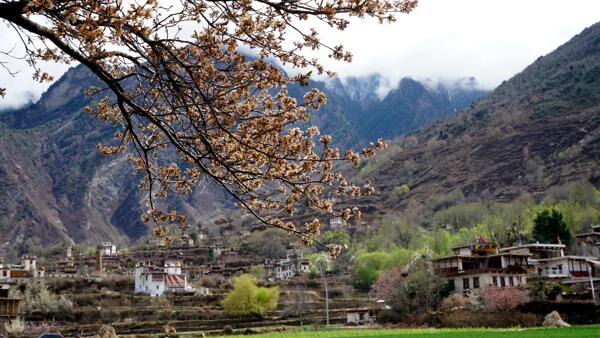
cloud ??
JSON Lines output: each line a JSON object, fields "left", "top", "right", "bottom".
{"left": 1, "top": 0, "right": 600, "bottom": 109}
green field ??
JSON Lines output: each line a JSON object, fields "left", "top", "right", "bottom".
{"left": 234, "top": 325, "right": 600, "bottom": 338}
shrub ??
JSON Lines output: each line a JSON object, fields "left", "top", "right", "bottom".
{"left": 374, "top": 254, "right": 447, "bottom": 322}
{"left": 371, "top": 267, "right": 403, "bottom": 301}
{"left": 4, "top": 318, "right": 25, "bottom": 338}
{"left": 22, "top": 280, "right": 56, "bottom": 316}
{"left": 97, "top": 325, "right": 117, "bottom": 338}
{"left": 221, "top": 274, "right": 279, "bottom": 316}
{"left": 441, "top": 293, "right": 470, "bottom": 310}
{"left": 222, "top": 325, "right": 234, "bottom": 335}
{"left": 481, "top": 287, "right": 526, "bottom": 311}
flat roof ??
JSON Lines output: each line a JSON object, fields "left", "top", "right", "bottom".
{"left": 499, "top": 243, "right": 565, "bottom": 251}
{"left": 575, "top": 232, "right": 600, "bottom": 237}
{"left": 434, "top": 252, "right": 530, "bottom": 261}
{"left": 532, "top": 255, "right": 600, "bottom": 263}
{"left": 451, "top": 244, "right": 474, "bottom": 249}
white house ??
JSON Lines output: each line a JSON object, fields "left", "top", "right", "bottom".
{"left": 346, "top": 308, "right": 374, "bottom": 325}
{"left": 264, "top": 257, "right": 310, "bottom": 280}
{"left": 329, "top": 217, "right": 344, "bottom": 229}
{"left": 164, "top": 259, "right": 183, "bottom": 275}
{"left": 134, "top": 261, "right": 194, "bottom": 297}
{"left": 434, "top": 238, "right": 530, "bottom": 293}
{"left": 99, "top": 242, "right": 117, "bottom": 256}
{"left": 500, "top": 243, "right": 600, "bottom": 282}
{"left": 134, "top": 266, "right": 167, "bottom": 296}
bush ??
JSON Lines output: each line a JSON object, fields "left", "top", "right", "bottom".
{"left": 374, "top": 254, "right": 447, "bottom": 322}
{"left": 481, "top": 287, "right": 526, "bottom": 311}
{"left": 4, "top": 318, "right": 25, "bottom": 338}
{"left": 222, "top": 325, "right": 234, "bottom": 335}
{"left": 97, "top": 325, "right": 118, "bottom": 338}
{"left": 22, "top": 280, "right": 56, "bottom": 316}
{"left": 441, "top": 294, "right": 470, "bottom": 310}
{"left": 221, "top": 274, "right": 279, "bottom": 316}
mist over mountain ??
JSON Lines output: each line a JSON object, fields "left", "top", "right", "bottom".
{"left": 351, "top": 21, "right": 600, "bottom": 220}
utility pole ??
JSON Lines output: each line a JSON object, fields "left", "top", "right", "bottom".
{"left": 589, "top": 262, "right": 596, "bottom": 303}
{"left": 320, "top": 265, "right": 330, "bottom": 325}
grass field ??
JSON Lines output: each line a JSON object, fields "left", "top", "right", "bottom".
{"left": 232, "top": 325, "right": 600, "bottom": 338}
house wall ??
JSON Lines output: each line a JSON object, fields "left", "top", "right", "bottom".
{"left": 450, "top": 273, "right": 527, "bottom": 293}
{"left": 535, "top": 257, "right": 593, "bottom": 278}
{"left": 455, "top": 247, "right": 472, "bottom": 256}
{"left": 164, "top": 261, "right": 182, "bottom": 275}
{"left": 347, "top": 311, "right": 371, "bottom": 324}
{"left": 134, "top": 267, "right": 166, "bottom": 296}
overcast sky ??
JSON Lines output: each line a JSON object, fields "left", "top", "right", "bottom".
{"left": 1, "top": 0, "right": 599, "bottom": 109}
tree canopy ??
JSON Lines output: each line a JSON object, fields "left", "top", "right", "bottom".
{"left": 221, "top": 274, "right": 279, "bottom": 316}
{"left": 0, "top": 0, "right": 417, "bottom": 255}
{"left": 532, "top": 209, "right": 572, "bottom": 246}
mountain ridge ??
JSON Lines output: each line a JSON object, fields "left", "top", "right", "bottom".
{"left": 0, "top": 65, "right": 485, "bottom": 255}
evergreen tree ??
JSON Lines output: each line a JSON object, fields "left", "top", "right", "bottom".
{"left": 532, "top": 209, "right": 572, "bottom": 246}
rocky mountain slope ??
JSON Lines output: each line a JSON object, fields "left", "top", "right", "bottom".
{"left": 353, "top": 21, "right": 600, "bottom": 219}
{"left": 0, "top": 65, "right": 485, "bottom": 252}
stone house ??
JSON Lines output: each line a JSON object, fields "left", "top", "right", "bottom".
{"left": 0, "top": 255, "right": 45, "bottom": 280}
{"left": 346, "top": 308, "right": 374, "bottom": 325}
{"left": 434, "top": 238, "right": 529, "bottom": 293}
{"left": 134, "top": 260, "right": 195, "bottom": 297}
{"left": 500, "top": 243, "right": 600, "bottom": 283}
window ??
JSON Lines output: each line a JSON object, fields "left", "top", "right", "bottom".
{"left": 448, "top": 279, "right": 455, "bottom": 291}
{"left": 473, "top": 277, "right": 480, "bottom": 289}
{"left": 509, "top": 276, "right": 514, "bottom": 286}
{"left": 463, "top": 278, "right": 470, "bottom": 290}
{"left": 492, "top": 276, "right": 497, "bottom": 287}
{"left": 500, "top": 276, "right": 506, "bottom": 287}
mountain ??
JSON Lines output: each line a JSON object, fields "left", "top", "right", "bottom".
{"left": 313, "top": 75, "right": 488, "bottom": 143}
{"left": 354, "top": 21, "right": 600, "bottom": 218}
{"left": 0, "top": 64, "right": 485, "bottom": 253}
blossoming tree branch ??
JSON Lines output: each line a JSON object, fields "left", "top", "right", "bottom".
{"left": 0, "top": 0, "right": 417, "bottom": 256}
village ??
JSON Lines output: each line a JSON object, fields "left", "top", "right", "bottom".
{"left": 0, "top": 219, "right": 599, "bottom": 336}
{"left": 0, "top": 219, "right": 376, "bottom": 336}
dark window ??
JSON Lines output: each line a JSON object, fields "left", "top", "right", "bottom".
{"left": 509, "top": 276, "right": 514, "bottom": 286}
{"left": 492, "top": 276, "right": 497, "bottom": 287}
{"left": 448, "top": 279, "right": 455, "bottom": 291}
{"left": 463, "top": 278, "right": 470, "bottom": 290}
{"left": 473, "top": 277, "right": 480, "bottom": 289}
{"left": 500, "top": 276, "right": 506, "bottom": 287}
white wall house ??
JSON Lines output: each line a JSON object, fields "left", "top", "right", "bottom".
{"left": 500, "top": 243, "right": 599, "bottom": 282}
{"left": 346, "top": 309, "right": 374, "bottom": 325}
{"left": 99, "top": 242, "right": 117, "bottom": 256}
{"left": 264, "top": 257, "right": 310, "bottom": 280}
{"left": 164, "top": 259, "right": 183, "bottom": 275}
{"left": 434, "top": 239, "right": 530, "bottom": 293}
{"left": 134, "top": 266, "right": 167, "bottom": 297}
{"left": 134, "top": 261, "right": 195, "bottom": 297}
{"left": 329, "top": 217, "right": 344, "bottom": 229}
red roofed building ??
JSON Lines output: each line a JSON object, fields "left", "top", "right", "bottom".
{"left": 134, "top": 260, "right": 194, "bottom": 297}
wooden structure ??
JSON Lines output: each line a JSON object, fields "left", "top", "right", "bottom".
{"left": 0, "top": 285, "right": 21, "bottom": 318}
